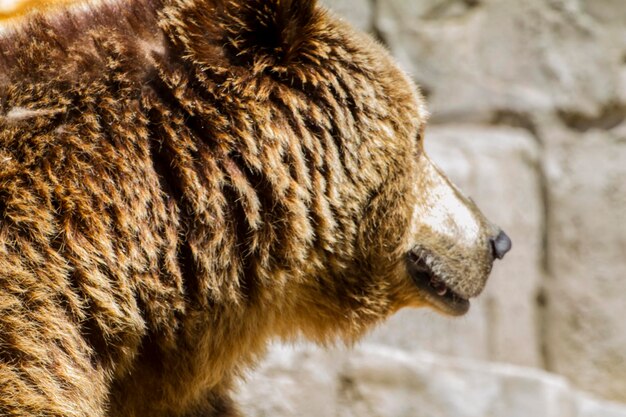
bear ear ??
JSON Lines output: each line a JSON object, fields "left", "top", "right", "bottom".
{"left": 222, "top": 0, "right": 320, "bottom": 66}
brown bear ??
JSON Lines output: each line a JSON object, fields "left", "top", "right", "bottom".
{"left": 0, "top": 0, "right": 511, "bottom": 415}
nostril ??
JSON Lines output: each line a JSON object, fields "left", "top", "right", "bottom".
{"left": 491, "top": 230, "right": 512, "bottom": 260}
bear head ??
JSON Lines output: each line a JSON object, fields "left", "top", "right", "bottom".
{"left": 156, "top": 0, "right": 511, "bottom": 342}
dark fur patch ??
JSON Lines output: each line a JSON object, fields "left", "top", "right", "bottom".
{"left": 221, "top": 0, "right": 319, "bottom": 65}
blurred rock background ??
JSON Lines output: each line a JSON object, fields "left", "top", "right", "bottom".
{"left": 2, "top": 0, "right": 625, "bottom": 415}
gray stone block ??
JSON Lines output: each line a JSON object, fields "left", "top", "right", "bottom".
{"left": 375, "top": 0, "right": 625, "bottom": 123}
{"left": 543, "top": 127, "right": 626, "bottom": 402}
{"left": 239, "top": 345, "right": 626, "bottom": 417}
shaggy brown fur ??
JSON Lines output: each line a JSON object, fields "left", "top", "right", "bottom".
{"left": 0, "top": 0, "right": 506, "bottom": 415}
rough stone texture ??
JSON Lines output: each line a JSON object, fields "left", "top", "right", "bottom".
{"left": 366, "top": 126, "right": 543, "bottom": 368}
{"left": 375, "top": 0, "right": 626, "bottom": 124}
{"left": 542, "top": 126, "right": 626, "bottom": 402}
{"left": 239, "top": 345, "right": 626, "bottom": 417}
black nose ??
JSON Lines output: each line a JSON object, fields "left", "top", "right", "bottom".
{"left": 491, "top": 230, "right": 512, "bottom": 260}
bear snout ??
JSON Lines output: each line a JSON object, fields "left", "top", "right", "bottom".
{"left": 490, "top": 230, "right": 512, "bottom": 260}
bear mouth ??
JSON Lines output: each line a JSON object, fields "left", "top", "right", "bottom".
{"left": 406, "top": 251, "right": 470, "bottom": 316}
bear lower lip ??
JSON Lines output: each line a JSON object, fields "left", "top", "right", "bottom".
{"left": 407, "top": 255, "right": 470, "bottom": 316}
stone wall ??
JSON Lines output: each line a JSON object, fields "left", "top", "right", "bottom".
{"left": 238, "top": 345, "right": 626, "bottom": 417}
{"left": 315, "top": 0, "right": 626, "bottom": 405}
